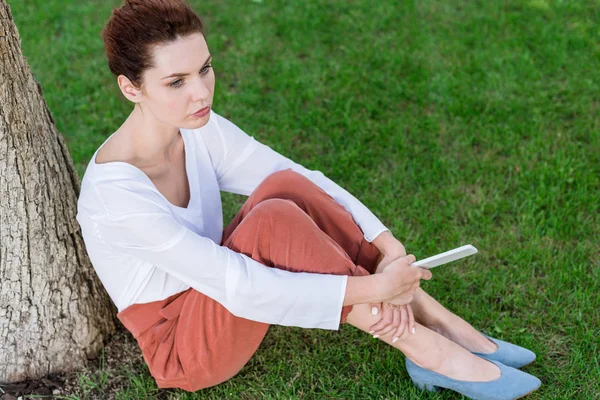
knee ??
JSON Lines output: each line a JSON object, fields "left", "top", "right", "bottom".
{"left": 260, "top": 169, "right": 310, "bottom": 192}
{"left": 247, "top": 198, "right": 304, "bottom": 221}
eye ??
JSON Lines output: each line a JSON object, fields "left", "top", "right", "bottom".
{"left": 169, "top": 79, "right": 183, "bottom": 88}
{"left": 201, "top": 64, "right": 212, "bottom": 75}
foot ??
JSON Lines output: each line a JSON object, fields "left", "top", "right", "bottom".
{"left": 437, "top": 315, "right": 499, "bottom": 354}
{"left": 406, "top": 357, "right": 542, "bottom": 400}
{"left": 473, "top": 335, "right": 537, "bottom": 369}
{"left": 441, "top": 352, "right": 502, "bottom": 383}
{"left": 411, "top": 341, "right": 502, "bottom": 382}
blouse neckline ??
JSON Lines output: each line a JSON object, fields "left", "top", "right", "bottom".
{"left": 91, "top": 129, "right": 196, "bottom": 211}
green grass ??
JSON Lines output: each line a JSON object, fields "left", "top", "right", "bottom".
{"left": 8, "top": 0, "right": 600, "bottom": 398}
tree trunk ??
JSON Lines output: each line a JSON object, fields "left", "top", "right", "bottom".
{"left": 0, "top": 1, "right": 116, "bottom": 383}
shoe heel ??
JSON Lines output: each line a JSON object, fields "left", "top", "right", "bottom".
{"left": 412, "top": 379, "right": 439, "bottom": 392}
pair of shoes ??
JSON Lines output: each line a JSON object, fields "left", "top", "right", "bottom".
{"left": 472, "top": 334, "right": 536, "bottom": 369}
{"left": 405, "top": 357, "right": 541, "bottom": 400}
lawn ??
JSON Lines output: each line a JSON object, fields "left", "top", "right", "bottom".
{"left": 7, "top": 0, "right": 599, "bottom": 398}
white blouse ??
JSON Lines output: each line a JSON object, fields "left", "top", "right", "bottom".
{"left": 75, "top": 109, "right": 389, "bottom": 330}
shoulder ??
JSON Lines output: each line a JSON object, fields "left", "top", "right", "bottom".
{"left": 82, "top": 127, "right": 168, "bottom": 217}
{"left": 78, "top": 171, "right": 170, "bottom": 222}
{"left": 94, "top": 178, "right": 172, "bottom": 218}
{"left": 94, "top": 127, "right": 135, "bottom": 165}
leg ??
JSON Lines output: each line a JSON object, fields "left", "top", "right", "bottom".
{"left": 224, "top": 171, "right": 500, "bottom": 382}
{"left": 183, "top": 195, "right": 379, "bottom": 387}
{"left": 237, "top": 170, "right": 497, "bottom": 353}
{"left": 223, "top": 197, "right": 372, "bottom": 325}
{"left": 117, "top": 196, "right": 374, "bottom": 392}
{"left": 235, "top": 170, "right": 497, "bottom": 354}
{"left": 410, "top": 288, "right": 498, "bottom": 354}
{"left": 226, "top": 197, "right": 499, "bottom": 382}
{"left": 346, "top": 303, "right": 502, "bottom": 382}
{"left": 223, "top": 169, "right": 382, "bottom": 275}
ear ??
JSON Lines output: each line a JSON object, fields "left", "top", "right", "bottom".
{"left": 117, "top": 74, "right": 144, "bottom": 103}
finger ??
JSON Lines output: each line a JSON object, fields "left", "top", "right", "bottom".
{"left": 386, "top": 294, "right": 411, "bottom": 307}
{"left": 420, "top": 268, "right": 433, "bottom": 280}
{"left": 367, "top": 303, "right": 383, "bottom": 333}
{"left": 369, "top": 303, "right": 380, "bottom": 316}
{"left": 398, "top": 306, "right": 409, "bottom": 340}
{"left": 367, "top": 314, "right": 383, "bottom": 334}
{"left": 376, "top": 307, "right": 400, "bottom": 338}
{"left": 392, "top": 306, "right": 408, "bottom": 343}
{"left": 407, "top": 304, "right": 415, "bottom": 335}
{"left": 369, "top": 307, "right": 393, "bottom": 336}
{"left": 405, "top": 254, "right": 416, "bottom": 264}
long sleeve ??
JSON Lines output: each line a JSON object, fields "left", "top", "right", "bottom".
{"left": 204, "top": 110, "right": 390, "bottom": 242}
{"left": 92, "top": 180, "right": 348, "bottom": 330}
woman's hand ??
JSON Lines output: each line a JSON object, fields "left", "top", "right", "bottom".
{"left": 369, "top": 235, "right": 408, "bottom": 314}
{"left": 377, "top": 254, "right": 432, "bottom": 305}
{"left": 370, "top": 231, "right": 407, "bottom": 275}
{"left": 368, "top": 303, "right": 415, "bottom": 342}
{"left": 367, "top": 234, "right": 428, "bottom": 340}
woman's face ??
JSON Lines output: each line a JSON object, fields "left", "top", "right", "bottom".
{"left": 136, "top": 32, "right": 215, "bottom": 129}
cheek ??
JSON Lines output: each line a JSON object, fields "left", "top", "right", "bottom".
{"left": 165, "top": 95, "right": 185, "bottom": 113}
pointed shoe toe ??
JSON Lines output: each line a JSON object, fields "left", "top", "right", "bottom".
{"left": 405, "top": 357, "right": 541, "bottom": 400}
{"left": 473, "top": 334, "right": 536, "bottom": 369}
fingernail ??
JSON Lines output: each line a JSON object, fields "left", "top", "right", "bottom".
{"left": 369, "top": 330, "right": 375, "bottom": 334}
{"left": 371, "top": 307, "right": 378, "bottom": 315}
{"left": 411, "top": 327, "right": 416, "bottom": 334}
{"left": 373, "top": 335, "right": 380, "bottom": 339}
{"left": 392, "top": 337, "right": 399, "bottom": 343}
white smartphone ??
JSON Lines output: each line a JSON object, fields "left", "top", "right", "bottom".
{"left": 411, "top": 244, "right": 478, "bottom": 269}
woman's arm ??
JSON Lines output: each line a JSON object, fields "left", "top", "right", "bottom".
{"left": 201, "top": 110, "right": 390, "bottom": 243}
{"left": 343, "top": 274, "right": 387, "bottom": 306}
{"left": 344, "top": 254, "right": 430, "bottom": 307}
{"left": 92, "top": 181, "right": 349, "bottom": 331}
{"left": 371, "top": 230, "right": 403, "bottom": 256}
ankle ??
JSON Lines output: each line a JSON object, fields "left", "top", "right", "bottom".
{"left": 428, "top": 314, "right": 456, "bottom": 340}
{"left": 405, "top": 335, "right": 448, "bottom": 372}
{"left": 409, "top": 352, "right": 444, "bottom": 372}
{"left": 436, "top": 317, "right": 499, "bottom": 354}
{"left": 476, "top": 336, "right": 499, "bottom": 354}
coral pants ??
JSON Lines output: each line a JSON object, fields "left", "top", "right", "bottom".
{"left": 116, "top": 169, "right": 382, "bottom": 392}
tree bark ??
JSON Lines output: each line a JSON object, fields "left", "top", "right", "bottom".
{"left": 0, "top": 1, "right": 116, "bottom": 383}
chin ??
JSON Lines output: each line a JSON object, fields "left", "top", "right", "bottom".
{"left": 182, "top": 115, "right": 211, "bottom": 130}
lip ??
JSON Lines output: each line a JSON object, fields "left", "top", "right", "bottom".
{"left": 191, "top": 105, "right": 210, "bottom": 117}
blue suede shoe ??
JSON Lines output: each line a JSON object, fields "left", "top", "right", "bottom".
{"left": 405, "top": 357, "right": 541, "bottom": 400}
{"left": 472, "top": 334, "right": 536, "bottom": 369}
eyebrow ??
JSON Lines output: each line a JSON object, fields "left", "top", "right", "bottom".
{"left": 161, "top": 55, "right": 212, "bottom": 79}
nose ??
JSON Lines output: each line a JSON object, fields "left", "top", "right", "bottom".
{"left": 190, "top": 75, "right": 211, "bottom": 103}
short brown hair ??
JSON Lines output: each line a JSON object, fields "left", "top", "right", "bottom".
{"left": 101, "top": 0, "right": 205, "bottom": 88}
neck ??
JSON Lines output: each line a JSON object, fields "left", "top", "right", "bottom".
{"left": 125, "top": 104, "right": 181, "bottom": 167}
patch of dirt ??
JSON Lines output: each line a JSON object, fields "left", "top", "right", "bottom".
{"left": 0, "top": 324, "right": 165, "bottom": 399}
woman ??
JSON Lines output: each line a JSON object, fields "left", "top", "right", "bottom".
{"left": 75, "top": 0, "right": 541, "bottom": 398}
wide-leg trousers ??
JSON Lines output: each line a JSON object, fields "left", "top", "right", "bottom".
{"left": 116, "top": 169, "right": 382, "bottom": 392}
